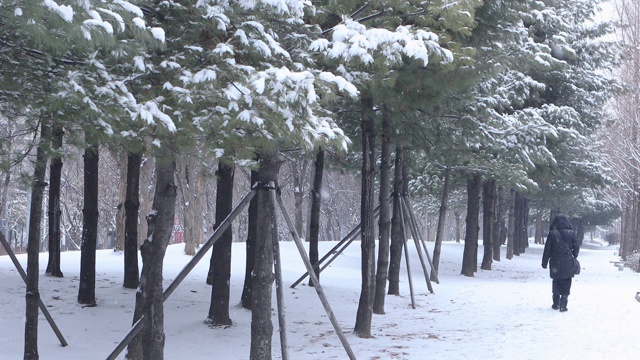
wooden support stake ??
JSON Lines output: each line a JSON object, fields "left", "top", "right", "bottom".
{"left": 106, "top": 190, "right": 256, "bottom": 360}
{"left": 400, "top": 198, "right": 434, "bottom": 293}
{"left": 404, "top": 197, "right": 439, "bottom": 284}
{"left": 290, "top": 205, "right": 381, "bottom": 288}
{"left": 269, "top": 183, "right": 289, "bottom": 360}
{"left": 0, "top": 231, "right": 68, "bottom": 347}
{"left": 396, "top": 197, "right": 416, "bottom": 309}
{"left": 276, "top": 191, "right": 357, "bottom": 360}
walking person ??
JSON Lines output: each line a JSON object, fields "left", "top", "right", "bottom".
{"left": 541, "top": 214, "right": 580, "bottom": 312}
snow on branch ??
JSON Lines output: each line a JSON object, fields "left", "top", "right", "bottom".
{"left": 310, "top": 19, "right": 453, "bottom": 67}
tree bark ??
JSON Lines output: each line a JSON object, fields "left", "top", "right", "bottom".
{"left": 388, "top": 145, "right": 404, "bottom": 295}
{"left": 291, "top": 159, "right": 309, "bottom": 237}
{"left": 137, "top": 155, "right": 155, "bottom": 247}
{"left": 24, "top": 119, "right": 50, "bottom": 360}
{"left": 177, "top": 156, "right": 204, "bottom": 256}
{"left": 128, "top": 146, "right": 177, "bottom": 360}
{"left": 250, "top": 149, "right": 280, "bottom": 360}
{"left": 78, "top": 142, "right": 99, "bottom": 306}
{"left": 308, "top": 149, "right": 324, "bottom": 286}
{"left": 0, "top": 169, "right": 9, "bottom": 256}
{"left": 534, "top": 208, "right": 543, "bottom": 244}
{"left": 454, "top": 210, "right": 463, "bottom": 243}
{"left": 354, "top": 93, "right": 376, "bottom": 338}
{"left": 431, "top": 165, "right": 451, "bottom": 280}
{"left": 507, "top": 189, "right": 515, "bottom": 260}
{"left": 492, "top": 186, "right": 505, "bottom": 261}
{"left": 374, "top": 108, "right": 392, "bottom": 314}
{"left": 461, "top": 174, "right": 481, "bottom": 277}
{"left": 115, "top": 150, "right": 127, "bottom": 252}
{"left": 513, "top": 193, "right": 528, "bottom": 255}
{"left": 46, "top": 124, "right": 64, "bottom": 277}
{"left": 124, "top": 151, "right": 142, "bottom": 289}
{"left": 207, "top": 162, "right": 235, "bottom": 325}
{"left": 481, "top": 179, "right": 496, "bottom": 270}
{"left": 241, "top": 169, "right": 259, "bottom": 310}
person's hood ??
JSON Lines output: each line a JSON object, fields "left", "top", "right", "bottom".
{"left": 551, "top": 214, "right": 573, "bottom": 230}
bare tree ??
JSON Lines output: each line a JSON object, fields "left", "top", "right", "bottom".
{"left": 606, "top": 0, "right": 640, "bottom": 262}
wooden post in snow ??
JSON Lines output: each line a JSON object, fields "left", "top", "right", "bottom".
{"left": 0, "top": 231, "right": 68, "bottom": 347}
{"left": 269, "top": 182, "right": 289, "bottom": 360}
{"left": 275, "top": 190, "right": 357, "bottom": 360}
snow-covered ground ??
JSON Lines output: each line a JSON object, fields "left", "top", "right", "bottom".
{"left": 1, "top": 238, "right": 638, "bottom": 359}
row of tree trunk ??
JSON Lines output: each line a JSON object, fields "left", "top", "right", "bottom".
{"left": 20, "top": 115, "right": 544, "bottom": 359}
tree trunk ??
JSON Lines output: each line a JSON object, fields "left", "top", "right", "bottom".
{"left": 124, "top": 151, "right": 142, "bottom": 289}
{"left": 374, "top": 108, "right": 392, "bottom": 314}
{"left": 513, "top": 193, "right": 522, "bottom": 255}
{"left": 431, "top": 165, "right": 451, "bottom": 280}
{"left": 514, "top": 193, "right": 528, "bottom": 255}
{"left": 241, "top": 169, "right": 259, "bottom": 310}
{"left": 507, "top": 189, "right": 515, "bottom": 260}
{"left": 24, "top": 119, "right": 50, "bottom": 360}
{"left": 250, "top": 149, "right": 280, "bottom": 360}
{"left": 207, "top": 162, "right": 235, "bottom": 325}
{"left": 137, "top": 155, "right": 155, "bottom": 247}
{"left": 461, "top": 174, "right": 481, "bottom": 277}
{"left": 354, "top": 93, "right": 376, "bottom": 338}
{"left": 492, "top": 186, "right": 505, "bottom": 261}
{"left": 78, "top": 143, "right": 99, "bottom": 306}
{"left": 522, "top": 197, "right": 529, "bottom": 251}
{"left": 480, "top": 179, "right": 496, "bottom": 270}
{"left": 177, "top": 156, "right": 204, "bottom": 256}
{"left": 308, "top": 149, "right": 324, "bottom": 286}
{"left": 46, "top": 124, "right": 64, "bottom": 277}
{"left": 0, "top": 169, "right": 10, "bottom": 256}
{"left": 291, "top": 159, "right": 309, "bottom": 237}
{"left": 454, "top": 210, "right": 462, "bottom": 243}
{"left": 128, "top": 147, "right": 177, "bottom": 360}
{"left": 115, "top": 150, "right": 127, "bottom": 252}
{"left": 534, "top": 208, "right": 543, "bottom": 244}
{"left": 388, "top": 145, "right": 404, "bottom": 295}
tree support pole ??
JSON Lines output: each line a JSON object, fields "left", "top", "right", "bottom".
{"left": 397, "top": 197, "right": 416, "bottom": 309}
{"left": 105, "top": 190, "right": 256, "bottom": 360}
{"left": 269, "top": 183, "right": 289, "bottom": 360}
{"left": 401, "top": 198, "right": 434, "bottom": 293}
{"left": 290, "top": 205, "right": 380, "bottom": 288}
{"left": 275, "top": 190, "right": 357, "bottom": 360}
{"left": 404, "top": 197, "right": 439, "bottom": 284}
{"left": 0, "top": 231, "right": 68, "bottom": 347}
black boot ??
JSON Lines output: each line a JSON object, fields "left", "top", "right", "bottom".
{"left": 552, "top": 294, "right": 560, "bottom": 310}
{"left": 559, "top": 295, "right": 568, "bottom": 312}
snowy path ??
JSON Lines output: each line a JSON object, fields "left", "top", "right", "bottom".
{"left": 1, "top": 240, "right": 638, "bottom": 359}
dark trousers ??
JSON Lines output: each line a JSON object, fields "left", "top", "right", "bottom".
{"left": 552, "top": 278, "right": 572, "bottom": 296}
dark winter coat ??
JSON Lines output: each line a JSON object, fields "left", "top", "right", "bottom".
{"left": 542, "top": 214, "right": 580, "bottom": 280}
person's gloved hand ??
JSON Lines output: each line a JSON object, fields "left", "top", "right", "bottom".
{"left": 541, "top": 264, "right": 547, "bottom": 269}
